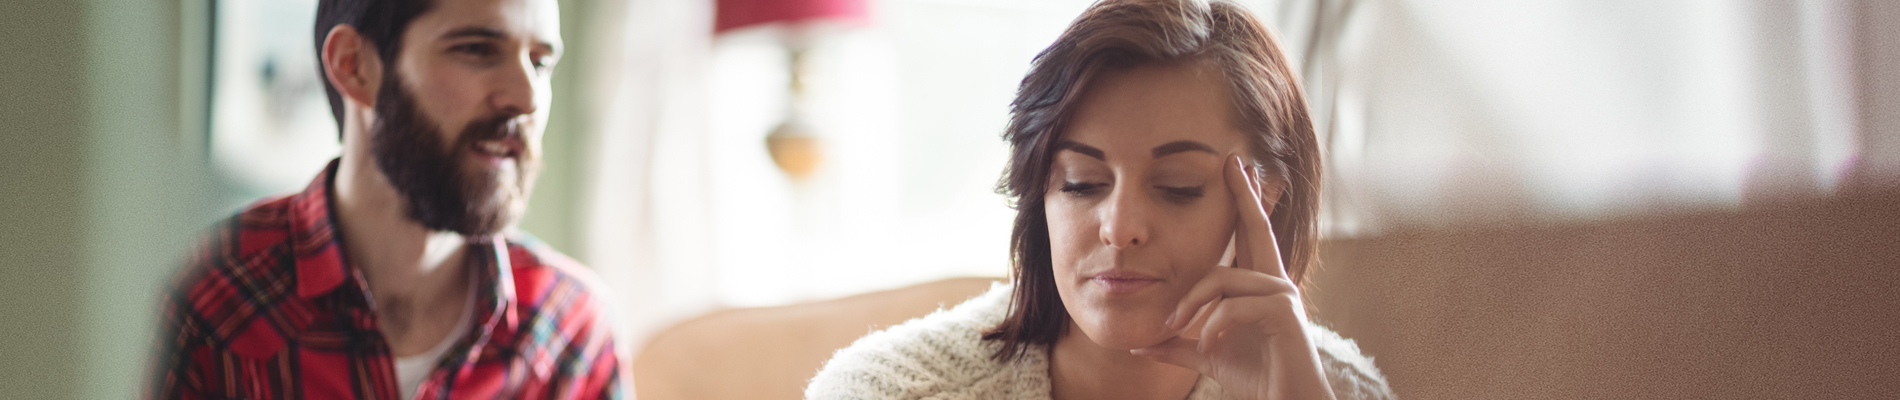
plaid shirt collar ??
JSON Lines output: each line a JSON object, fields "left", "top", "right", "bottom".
{"left": 288, "top": 159, "right": 519, "bottom": 331}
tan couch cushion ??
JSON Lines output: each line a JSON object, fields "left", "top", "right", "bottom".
{"left": 634, "top": 277, "right": 999, "bottom": 400}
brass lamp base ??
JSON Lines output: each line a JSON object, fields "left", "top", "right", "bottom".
{"left": 766, "top": 121, "right": 823, "bottom": 180}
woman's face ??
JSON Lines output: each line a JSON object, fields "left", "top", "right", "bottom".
{"left": 1046, "top": 61, "right": 1259, "bottom": 350}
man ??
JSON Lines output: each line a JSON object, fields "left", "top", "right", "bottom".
{"left": 150, "top": 0, "right": 624, "bottom": 398}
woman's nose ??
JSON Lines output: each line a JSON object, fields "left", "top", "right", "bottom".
{"left": 1099, "top": 185, "right": 1152, "bottom": 249}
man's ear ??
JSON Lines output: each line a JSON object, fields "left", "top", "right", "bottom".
{"left": 321, "top": 25, "right": 382, "bottom": 108}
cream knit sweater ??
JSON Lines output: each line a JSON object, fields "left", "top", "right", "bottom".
{"left": 806, "top": 283, "right": 1395, "bottom": 400}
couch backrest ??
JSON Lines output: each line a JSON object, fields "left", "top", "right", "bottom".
{"left": 1307, "top": 191, "right": 1900, "bottom": 399}
{"left": 633, "top": 277, "right": 999, "bottom": 400}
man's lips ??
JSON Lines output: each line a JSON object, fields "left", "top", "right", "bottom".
{"left": 471, "top": 136, "right": 524, "bottom": 159}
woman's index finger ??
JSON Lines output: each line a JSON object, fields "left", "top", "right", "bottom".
{"left": 1226, "top": 155, "right": 1287, "bottom": 279}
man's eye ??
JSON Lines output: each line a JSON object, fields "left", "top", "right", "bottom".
{"left": 1059, "top": 181, "right": 1106, "bottom": 196}
{"left": 451, "top": 43, "right": 498, "bottom": 57}
{"left": 1158, "top": 185, "right": 1205, "bottom": 202}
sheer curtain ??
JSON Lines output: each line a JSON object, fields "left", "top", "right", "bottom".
{"left": 579, "top": 0, "right": 720, "bottom": 346}
{"left": 1264, "top": 0, "right": 1863, "bottom": 236}
{"left": 581, "top": 0, "right": 1105, "bottom": 347}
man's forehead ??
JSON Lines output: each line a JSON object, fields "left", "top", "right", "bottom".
{"left": 410, "top": 0, "right": 562, "bottom": 47}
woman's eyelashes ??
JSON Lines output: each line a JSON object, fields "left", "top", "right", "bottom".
{"left": 1157, "top": 185, "right": 1205, "bottom": 203}
{"left": 1057, "top": 180, "right": 1205, "bottom": 203}
{"left": 1059, "top": 181, "right": 1108, "bottom": 196}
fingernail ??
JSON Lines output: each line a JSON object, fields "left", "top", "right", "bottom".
{"left": 1164, "top": 312, "right": 1177, "bottom": 328}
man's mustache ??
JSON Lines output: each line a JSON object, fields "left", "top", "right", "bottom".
{"left": 463, "top": 114, "right": 524, "bottom": 143}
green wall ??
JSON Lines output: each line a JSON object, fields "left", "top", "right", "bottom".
{"left": 1, "top": 0, "right": 92, "bottom": 398}
{"left": 0, "top": 0, "right": 219, "bottom": 397}
{"left": 517, "top": 0, "right": 599, "bottom": 259}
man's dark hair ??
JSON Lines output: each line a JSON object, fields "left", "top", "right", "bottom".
{"left": 314, "top": 0, "right": 435, "bottom": 137}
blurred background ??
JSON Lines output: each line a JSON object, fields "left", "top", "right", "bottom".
{"left": 3, "top": 0, "right": 1897, "bottom": 398}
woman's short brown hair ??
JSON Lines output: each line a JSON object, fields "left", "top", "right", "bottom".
{"left": 982, "top": 0, "right": 1321, "bottom": 362}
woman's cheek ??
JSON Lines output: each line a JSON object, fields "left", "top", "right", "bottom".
{"left": 1046, "top": 205, "right": 1092, "bottom": 285}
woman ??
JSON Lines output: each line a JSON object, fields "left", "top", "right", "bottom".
{"left": 806, "top": 0, "right": 1392, "bottom": 399}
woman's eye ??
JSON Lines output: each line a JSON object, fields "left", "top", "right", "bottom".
{"left": 1059, "top": 181, "right": 1107, "bottom": 196}
{"left": 1158, "top": 185, "right": 1205, "bottom": 202}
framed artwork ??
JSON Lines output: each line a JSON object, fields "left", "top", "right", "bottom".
{"left": 209, "top": 0, "right": 341, "bottom": 194}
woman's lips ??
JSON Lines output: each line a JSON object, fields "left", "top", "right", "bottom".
{"left": 1089, "top": 270, "right": 1162, "bottom": 293}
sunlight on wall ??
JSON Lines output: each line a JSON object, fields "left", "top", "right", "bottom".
{"left": 209, "top": 0, "right": 340, "bottom": 196}
{"left": 1309, "top": 0, "right": 1860, "bottom": 234}
{"left": 700, "top": 0, "right": 1101, "bottom": 306}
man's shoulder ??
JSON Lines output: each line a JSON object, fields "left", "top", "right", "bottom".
{"left": 203, "top": 194, "right": 304, "bottom": 262}
{"left": 162, "top": 195, "right": 306, "bottom": 339}
{"left": 178, "top": 195, "right": 301, "bottom": 277}
{"left": 501, "top": 233, "right": 614, "bottom": 317}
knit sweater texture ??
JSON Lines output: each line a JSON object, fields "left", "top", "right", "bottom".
{"left": 806, "top": 283, "right": 1395, "bottom": 400}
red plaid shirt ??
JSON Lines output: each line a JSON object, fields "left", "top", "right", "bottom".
{"left": 151, "top": 161, "right": 626, "bottom": 399}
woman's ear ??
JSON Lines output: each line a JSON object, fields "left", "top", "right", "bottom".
{"left": 321, "top": 25, "right": 382, "bottom": 109}
{"left": 1255, "top": 161, "right": 1290, "bottom": 216}
{"left": 1260, "top": 179, "right": 1287, "bottom": 216}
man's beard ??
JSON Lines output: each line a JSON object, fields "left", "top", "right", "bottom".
{"left": 368, "top": 73, "right": 536, "bottom": 237}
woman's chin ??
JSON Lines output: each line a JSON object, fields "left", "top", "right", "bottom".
{"left": 1074, "top": 313, "right": 1177, "bottom": 350}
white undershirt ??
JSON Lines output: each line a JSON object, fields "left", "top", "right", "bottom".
{"left": 393, "top": 280, "right": 477, "bottom": 400}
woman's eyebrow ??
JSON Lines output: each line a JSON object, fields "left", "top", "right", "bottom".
{"left": 1055, "top": 140, "right": 1106, "bottom": 160}
{"left": 1151, "top": 140, "right": 1216, "bottom": 158}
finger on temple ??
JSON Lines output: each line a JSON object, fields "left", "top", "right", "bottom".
{"left": 1227, "top": 155, "right": 1285, "bottom": 278}
{"left": 1228, "top": 156, "right": 1257, "bottom": 272}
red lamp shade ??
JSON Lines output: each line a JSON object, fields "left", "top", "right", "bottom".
{"left": 715, "top": 0, "right": 869, "bottom": 34}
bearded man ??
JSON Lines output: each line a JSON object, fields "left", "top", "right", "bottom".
{"left": 149, "top": 0, "right": 623, "bottom": 398}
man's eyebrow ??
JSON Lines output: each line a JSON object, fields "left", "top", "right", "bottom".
{"left": 1054, "top": 140, "right": 1106, "bottom": 161}
{"left": 441, "top": 26, "right": 506, "bottom": 40}
{"left": 441, "top": 26, "right": 561, "bottom": 54}
{"left": 1151, "top": 140, "right": 1217, "bottom": 158}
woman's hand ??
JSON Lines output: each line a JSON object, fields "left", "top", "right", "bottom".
{"left": 1129, "top": 156, "right": 1336, "bottom": 400}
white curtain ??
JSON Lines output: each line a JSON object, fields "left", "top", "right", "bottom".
{"left": 1262, "top": 0, "right": 1861, "bottom": 236}
{"left": 580, "top": 0, "right": 721, "bottom": 350}
{"left": 580, "top": 0, "right": 1089, "bottom": 349}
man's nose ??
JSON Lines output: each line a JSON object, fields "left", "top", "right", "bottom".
{"left": 1099, "top": 184, "right": 1152, "bottom": 249}
{"left": 488, "top": 52, "right": 541, "bottom": 116}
